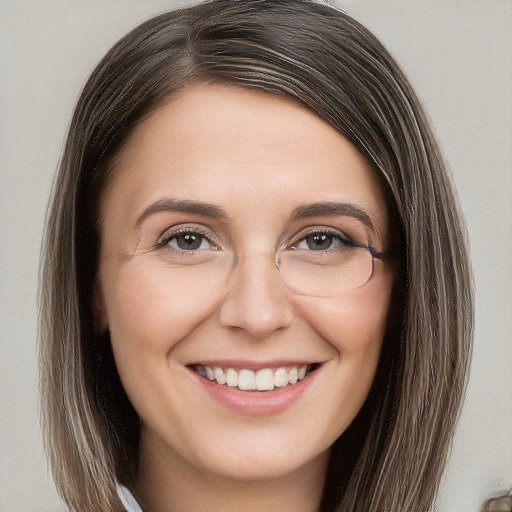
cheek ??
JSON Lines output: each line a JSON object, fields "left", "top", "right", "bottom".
{"left": 304, "top": 278, "right": 393, "bottom": 443}
{"left": 101, "top": 260, "right": 224, "bottom": 433}
{"left": 102, "top": 261, "right": 218, "bottom": 375}
{"left": 300, "top": 270, "right": 393, "bottom": 356}
{"left": 296, "top": 268, "right": 394, "bottom": 432}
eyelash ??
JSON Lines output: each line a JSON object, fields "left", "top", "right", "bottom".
{"left": 290, "top": 228, "right": 354, "bottom": 251}
{"left": 155, "top": 226, "right": 355, "bottom": 254}
{"left": 155, "top": 226, "right": 219, "bottom": 252}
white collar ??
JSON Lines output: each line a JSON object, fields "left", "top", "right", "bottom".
{"left": 117, "top": 484, "right": 144, "bottom": 512}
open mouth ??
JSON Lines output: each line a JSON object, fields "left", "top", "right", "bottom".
{"left": 190, "top": 364, "right": 319, "bottom": 392}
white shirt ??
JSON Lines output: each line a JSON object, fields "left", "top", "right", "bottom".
{"left": 117, "top": 484, "right": 144, "bottom": 512}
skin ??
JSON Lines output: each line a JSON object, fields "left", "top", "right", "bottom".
{"left": 96, "top": 84, "right": 395, "bottom": 512}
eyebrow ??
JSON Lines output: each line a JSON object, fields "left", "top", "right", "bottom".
{"left": 136, "top": 198, "right": 229, "bottom": 226}
{"left": 290, "top": 201, "right": 383, "bottom": 237}
{"left": 136, "top": 198, "right": 383, "bottom": 237}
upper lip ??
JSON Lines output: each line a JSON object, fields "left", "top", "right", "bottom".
{"left": 187, "top": 360, "right": 322, "bottom": 370}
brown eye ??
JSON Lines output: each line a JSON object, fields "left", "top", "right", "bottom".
{"left": 305, "top": 234, "right": 334, "bottom": 250}
{"left": 167, "top": 232, "right": 212, "bottom": 251}
{"left": 294, "top": 231, "right": 350, "bottom": 251}
{"left": 176, "top": 233, "right": 202, "bottom": 250}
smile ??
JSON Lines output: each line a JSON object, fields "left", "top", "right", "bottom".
{"left": 192, "top": 364, "right": 313, "bottom": 392}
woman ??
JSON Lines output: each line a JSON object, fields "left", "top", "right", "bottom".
{"left": 39, "top": 0, "right": 473, "bottom": 511}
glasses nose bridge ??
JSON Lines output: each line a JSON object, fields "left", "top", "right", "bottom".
{"left": 219, "top": 241, "right": 290, "bottom": 299}
{"left": 229, "top": 246, "right": 281, "bottom": 279}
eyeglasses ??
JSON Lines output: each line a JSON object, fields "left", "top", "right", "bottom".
{"left": 275, "top": 237, "right": 390, "bottom": 297}
{"left": 158, "top": 229, "right": 390, "bottom": 298}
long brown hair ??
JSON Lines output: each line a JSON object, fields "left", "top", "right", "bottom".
{"left": 39, "top": 1, "right": 473, "bottom": 510}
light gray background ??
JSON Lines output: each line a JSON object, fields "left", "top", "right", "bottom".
{"left": 0, "top": 1, "right": 510, "bottom": 511}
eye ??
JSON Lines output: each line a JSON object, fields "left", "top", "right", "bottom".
{"left": 169, "top": 232, "right": 212, "bottom": 251}
{"left": 293, "top": 230, "right": 352, "bottom": 251}
{"left": 156, "top": 227, "right": 216, "bottom": 253}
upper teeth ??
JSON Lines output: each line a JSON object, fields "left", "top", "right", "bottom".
{"left": 194, "top": 365, "right": 310, "bottom": 391}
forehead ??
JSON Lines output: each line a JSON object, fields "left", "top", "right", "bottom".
{"left": 103, "top": 83, "right": 389, "bottom": 237}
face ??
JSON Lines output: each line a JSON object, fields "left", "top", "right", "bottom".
{"left": 96, "top": 84, "right": 394, "bottom": 485}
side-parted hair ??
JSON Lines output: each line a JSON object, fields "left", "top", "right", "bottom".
{"left": 39, "top": 1, "right": 473, "bottom": 511}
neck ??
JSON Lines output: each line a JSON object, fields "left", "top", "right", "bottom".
{"left": 132, "top": 433, "right": 329, "bottom": 512}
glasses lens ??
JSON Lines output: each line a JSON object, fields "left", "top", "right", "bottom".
{"left": 163, "top": 244, "right": 375, "bottom": 299}
{"left": 277, "top": 245, "right": 374, "bottom": 297}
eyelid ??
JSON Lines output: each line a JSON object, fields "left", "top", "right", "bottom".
{"left": 155, "top": 224, "right": 221, "bottom": 250}
{"left": 287, "top": 226, "right": 353, "bottom": 249}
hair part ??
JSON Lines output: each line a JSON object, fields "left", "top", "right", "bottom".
{"left": 39, "top": 1, "right": 473, "bottom": 510}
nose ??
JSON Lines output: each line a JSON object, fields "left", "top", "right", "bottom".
{"left": 218, "top": 251, "right": 294, "bottom": 339}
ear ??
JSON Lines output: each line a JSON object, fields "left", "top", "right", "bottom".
{"left": 92, "top": 276, "right": 109, "bottom": 335}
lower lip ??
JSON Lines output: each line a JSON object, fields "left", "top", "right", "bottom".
{"left": 189, "top": 368, "right": 319, "bottom": 416}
